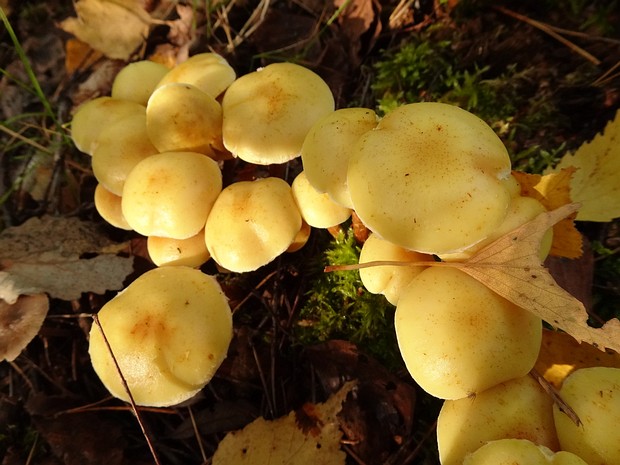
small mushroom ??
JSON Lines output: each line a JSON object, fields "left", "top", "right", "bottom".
{"left": 463, "top": 439, "right": 588, "bottom": 465}
{"left": 122, "top": 151, "right": 222, "bottom": 239}
{"left": 222, "top": 62, "right": 335, "bottom": 165}
{"left": 94, "top": 183, "right": 132, "bottom": 230}
{"left": 291, "top": 171, "right": 352, "bottom": 229}
{"left": 89, "top": 266, "right": 232, "bottom": 407}
{"left": 111, "top": 60, "right": 170, "bottom": 106}
{"left": 204, "top": 177, "right": 302, "bottom": 272}
{"left": 147, "top": 230, "right": 210, "bottom": 268}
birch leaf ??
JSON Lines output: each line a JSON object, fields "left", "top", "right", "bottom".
{"left": 549, "top": 109, "right": 620, "bottom": 222}
{"left": 453, "top": 203, "right": 620, "bottom": 353}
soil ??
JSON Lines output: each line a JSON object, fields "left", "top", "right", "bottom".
{"left": 1, "top": 1, "right": 619, "bottom": 464}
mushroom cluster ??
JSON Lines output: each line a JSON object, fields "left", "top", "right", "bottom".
{"left": 72, "top": 53, "right": 616, "bottom": 464}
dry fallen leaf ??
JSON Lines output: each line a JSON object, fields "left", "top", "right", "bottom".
{"left": 548, "top": 109, "right": 620, "bottom": 222}
{"left": 211, "top": 381, "right": 355, "bottom": 465}
{"left": 0, "top": 216, "right": 133, "bottom": 304}
{"left": 0, "top": 294, "right": 49, "bottom": 361}
{"left": 512, "top": 168, "right": 583, "bottom": 258}
{"left": 452, "top": 203, "right": 620, "bottom": 353}
{"left": 59, "top": 0, "right": 154, "bottom": 60}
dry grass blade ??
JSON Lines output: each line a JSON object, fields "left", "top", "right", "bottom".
{"left": 529, "top": 368, "right": 581, "bottom": 426}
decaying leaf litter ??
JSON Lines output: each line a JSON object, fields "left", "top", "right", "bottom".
{"left": 1, "top": 0, "right": 620, "bottom": 464}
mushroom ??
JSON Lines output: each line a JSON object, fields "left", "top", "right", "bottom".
{"left": 121, "top": 151, "right": 222, "bottom": 239}
{"left": 437, "top": 374, "right": 560, "bottom": 465}
{"left": 89, "top": 266, "right": 232, "bottom": 407}
{"left": 358, "top": 233, "right": 431, "bottom": 306}
{"left": 347, "top": 102, "right": 513, "bottom": 255}
{"left": 91, "top": 112, "right": 159, "bottom": 196}
{"left": 147, "top": 230, "right": 210, "bottom": 268}
{"left": 463, "top": 439, "right": 588, "bottom": 465}
{"left": 291, "top": 171, "right": 352, "bottom": 229}
{"left": 553, "top": 367, "right": 620, "bottom": 465}
{"left": 146, "top": 83, "right": 224, "bottom": 156}
{"left": 301, "top": 107, "right": 377, "bottom": 208}
{"left": 204, "top": 177, "right": 302, "bottom": 272}
{"left": 94, "top": 183, "right": 132, "bottom": 230}
{"left": 70, "top": 97, "right": 145, "bottom": 155}
{"left": 155, "top": 52, "right": 236, "bottom": 99}
{"left": 111, "top": 60, "right": 170, "bottom": 106}
{"left": 221, "top": 62, "right": 335, "bottom": 165}
{"left": 395, "top": 266, "right": 542, "bottom": 399}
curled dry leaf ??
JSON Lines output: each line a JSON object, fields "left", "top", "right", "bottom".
{"left": 212, "top": 381, "right": 355, "bottom": 465}
{"left": 0, "top": 294, "right": 49, "bottom": 361}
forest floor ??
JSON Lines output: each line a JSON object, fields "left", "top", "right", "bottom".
{"left": 1, "top": 0, "right": 619, "bottom": 464}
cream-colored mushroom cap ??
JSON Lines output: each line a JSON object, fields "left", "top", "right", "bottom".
{"left": 89, "top": 266, "right": 232, "bottom": 407}
{"left": 395, "top": 266, "right": 542, "bottom": 399}
{"left": 358, "top": 233, "right": 431, "bottom": 306}
{"left": 94, "top": 183, "right": 132, "bottom": 230}
{"left": 347, "top": 102, "right": 513, "bottom": 255}
{"left": 91, "top": 112, "right": 159, "bottom": 195}
{"left": 155, "top": 52, "right": 236, "bottom": 99}
{"left": 205, "top": 177, "right": 302, "bottom": 272}
{"left": 553, "top": 367, "right": 620, "bottom": 465}
{"left": 71, "top": 97, "right": 145, "bottom": 155}
{"left": 111, "top": 60, "right": 170, "bottom": 105}
{"left": 147, "top": 230, "right": 211, "bottom": 268}
{"left": 146, "top": 83, "right": 223, "bottom": 155}
{"left": 301, "top": 107, "right": 377, "bottom": 208}
{"left": 122, "top": 151, "right": 222, "bottom": 239}
{"left": 222, "top": 62, "right": 335, "bottom": 165}
{"left": 464, "top": 439, "right": 589, "bottom": 465}
{"left": 291, "top": 171, "right": 351, "bottom": 228}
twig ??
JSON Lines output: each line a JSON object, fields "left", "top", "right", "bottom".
{"left": 529, "top": 368, "right": 582, "bottom": 426}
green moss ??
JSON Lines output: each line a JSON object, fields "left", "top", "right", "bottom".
{"left": 296, "top": 229, "right": 401, "bottom": 368}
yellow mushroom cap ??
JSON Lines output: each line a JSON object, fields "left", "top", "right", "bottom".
{"left": 94, "top": 183, "right": 132, "bottom": 230}
{"left": 291, "top": 171, "right": 352, "bottom": 228}
{"left": 301, "top": 107, "right": 377, "bottom": 208}
{"left": 122, "top": 151, "right": 222, "bottom": 239}
{"left": 147, "top": 230, "right": 211, "bottom": 268}
{"left": 463, "top": 439, "right": 588, "bottom": 465}
{"left": 111, "top": 60, "right": 170, "bottom": 106}
{"left": 347, "top": 102, "right": 513, "bottom": 255}
{"left": 222, "top": 62, "right": 335, "bottom": 165}
{"left": 146, "top": 83, "right": 223, "bottom": 156}
{"left": 553, "top": 367, "right": 620, "bottom": 465}
{"left": 205, "top": 177, "right": 302, "bottom": 272}
{"left": 71, "top": 97, "right": 146, "bottom": 155}
{"left": 155, "top": 52, "right": 236, "bottom": 99}
{"left": 89, "top": 266, "right": 232, "bottom": 407}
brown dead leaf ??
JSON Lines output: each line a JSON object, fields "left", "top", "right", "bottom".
{"left": 0, "top": 216, "right": 133, "bottom": 304}
{"left": 512, "top": 168, "right": 583, "bottom": 258}
{"left": 452, "top": 203, "right": 620, "bottom": 353}
{"left": 211, "top": 382, "right": 355, "bottom": 465}
{"left": 59, "top": 0, "right": 154, "bottom": 60}
{"left": 0, "top": 294, "right": 49, "bottom": 361}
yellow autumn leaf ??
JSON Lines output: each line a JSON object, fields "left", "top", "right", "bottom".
{"left": 212, "top": 382, "right": 354, "bottom": 465}
{"left": 452, "top": 203, "right": 620, "bottom": 353}
{"left": 549, "top": 109, "right": 620, "bottom": 222}
{"left": 59, "top": 0, "right": 154, "bottom": 60}
{"left": 512, "top": 168, "right": 583, "bottom": 258}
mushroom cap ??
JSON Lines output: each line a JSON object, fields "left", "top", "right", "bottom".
{"left": 222, "top": 62, "right": 335, "bottom": 165}
{"left": 395, "top": 266, "right": 542, "bottom": 399}
{"left": 347, "top": 102, "right": 513, "bottom": 255}
{"left": 147, "top": 230, "right": 211, "bottom": 268}
{"left": 291, "top": 171, "right": 352, "bottom": 228}
{"left": 111, "top": 60, "right": 170, "bottom": 106}
{"left": 122, "top": 151, "right": 222, "bottom": 239}
{"left": 155, "top": 52, "right": 236, "bottom": 99}
{"left": 301, "top": 107, "right": 377, "bottom": 208}
{"left": 71, "top": 97, "right": 146, "bottom": 155}
{"left": 358, "top": 233, "right": 431, "bottom": 306}
{"left": 437, "top": 375, "right": 560, "bottom": 465}
{"left": 463, "top": 439, "right": 588, "bottom": 465}
{"left": 146, "top": 83, "right": 223, "bottom": 156}
{"left": 91, "top": 112, "right": 159, "bottom": 196}
{"left": 94, "top": 183, "right": 132, "bottom": 230}
{"left": 205, "top": 177, "right": 302, "bottom": 272}
{"left": 553, "top": 367, "right": 620, "bottom": 465}
{"left": 89, "top": 266, "right": 232, "bottom": 407}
